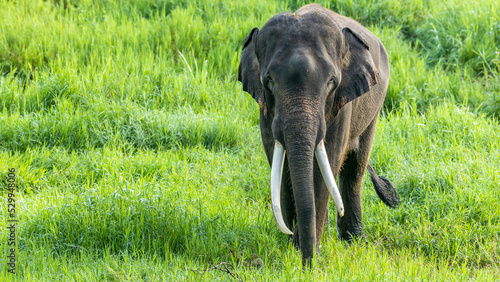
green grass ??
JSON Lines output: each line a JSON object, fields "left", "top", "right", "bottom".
{"left": 1, "top": 0, "right": 499, "bottom": 280}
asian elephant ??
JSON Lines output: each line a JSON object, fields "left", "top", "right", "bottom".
{"left": 238, "top": 4, "right": 400, "bottom": 266}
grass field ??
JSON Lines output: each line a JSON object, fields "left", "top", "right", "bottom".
{"left": 0, "top": 0, "right": 499, "bottom": 280}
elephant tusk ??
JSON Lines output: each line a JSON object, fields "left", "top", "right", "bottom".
{"left": 271, "top": 140, "right": 293, "bottom": 235}
{"left": 315, "top": 140, "right": 345, "bottom": 217}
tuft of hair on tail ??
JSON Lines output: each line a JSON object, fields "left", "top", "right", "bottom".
{"left": 367, "top": 163, "right": 400, "bottom": 208}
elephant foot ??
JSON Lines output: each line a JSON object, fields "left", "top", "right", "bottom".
{"left": 337, "top": 228, "right": 364, "bottom": 243}
{"left": 291, "top": 229, "right": 318, "bottom": 250}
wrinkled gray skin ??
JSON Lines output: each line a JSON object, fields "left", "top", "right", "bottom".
{"left": 238, "top": 4, "right": 400, "bottom": 266}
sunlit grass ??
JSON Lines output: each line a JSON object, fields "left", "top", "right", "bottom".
{"left": 0, "top": 0, "right": 499, "bottom": 280}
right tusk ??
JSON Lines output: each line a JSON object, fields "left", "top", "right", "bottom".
{"left": 270, "top": 140, "right": 293, "bottom": 235}
{"left": 315, "top": 139, "right": 345, "bottom": 217}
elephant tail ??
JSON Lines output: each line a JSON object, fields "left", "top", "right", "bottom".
{"left": 367, "top": 163, "right": 400, "bottom": 208}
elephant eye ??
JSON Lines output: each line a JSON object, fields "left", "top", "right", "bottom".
{"left": 328, "top": 75, "right": 338, "bottom": 88}
{"left": 266, "top": 74, "right": 274, "bottom": 84}
{"left": 265, "top": 74, "right": 275, "bottom": 92}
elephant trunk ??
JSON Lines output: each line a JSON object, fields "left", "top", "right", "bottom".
{"left": 269, "top": 97, "right": 344, "bottom": 264}
{"left": 285, "top": 128, "right": 317, "bottom": 263}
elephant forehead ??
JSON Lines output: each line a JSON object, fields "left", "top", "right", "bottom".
{"left": 278, "top": 50, "right": 318, "bottom": 72}
{"left": 258, "top": 14, "right": 342, "bottom": 74}
{"left": 259, "top": 12, "right": 341, "bottom": 48}
{"left": 267, "top": 47, "right": 333, "bottom": 88}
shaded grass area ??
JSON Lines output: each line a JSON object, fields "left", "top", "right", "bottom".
{"left": 307, "top": 0, "right": 500, "bottom": 78}
{"left": 0, "top": 101, "right": 247, "bottom": 152}
{"left": 0, "top": 0, "right": 499, "bottom": 280}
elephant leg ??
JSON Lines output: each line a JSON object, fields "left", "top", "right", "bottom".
{"left": 337, "top": 117, "right": 378, "bottom": 241}
{"left": 314, "top": 126, "right": 351, "bottom": 247}
{"left": 337, "top": 150, "right": 365, "bottom": 241}
{"left": 313, "top": 165, "right": 330, "bottom": 248}
{"left": 280, "top": 159, "right": 297, "bottom": 245}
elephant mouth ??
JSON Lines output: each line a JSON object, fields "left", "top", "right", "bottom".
{"left": 270, "top": 140, "right": 344, "bottom": 234}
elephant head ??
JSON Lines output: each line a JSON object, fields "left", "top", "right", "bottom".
{"left": 239, "top": 4, "right": 397, "bottom": 266}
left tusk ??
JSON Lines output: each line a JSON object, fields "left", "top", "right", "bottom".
{"left": 271, "top": 140, "right": 293, "bottom": 235}
{"left": 315, "top": 140, "right": 344, "bottom": 217}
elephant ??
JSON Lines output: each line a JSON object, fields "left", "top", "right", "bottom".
{"left": 238, "top": 4, "right": 400, "bottom": 266}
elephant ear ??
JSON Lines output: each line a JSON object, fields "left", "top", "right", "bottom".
{"left": 333, "top": 27, "right": 379, "bottom": 116}
{"left": 238, "top": 27, "right": 263, "bottom": 101}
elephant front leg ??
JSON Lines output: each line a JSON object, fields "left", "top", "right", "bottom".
{"left": 337, "top": 118, "right": 378, "bottom": 241}
{"left": 337, "top": 150, "right": 365, "bottom": 241}
{"left": 313, "top": 164, "right": 331, "bottom": 248}
{"left": 279, "top": 159, "right": 297, "bottom": 242}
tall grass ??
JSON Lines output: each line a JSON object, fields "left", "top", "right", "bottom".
{"left": 0, "top": 0, "right": 499, "bottom": 280}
